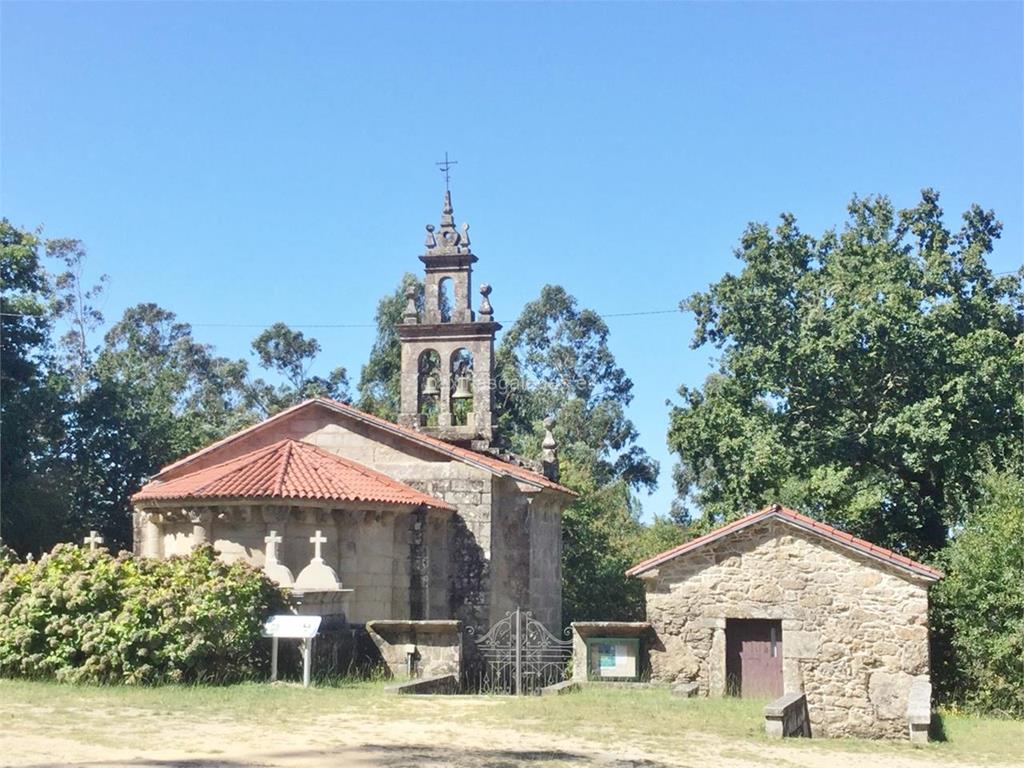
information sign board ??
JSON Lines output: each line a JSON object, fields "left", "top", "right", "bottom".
{"left": 586, "top": 637, "right": 640, "bottom": 681}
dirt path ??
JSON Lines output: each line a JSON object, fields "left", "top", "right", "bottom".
{"left": 0, "top": 697, "right": 1015, "bottom": 768}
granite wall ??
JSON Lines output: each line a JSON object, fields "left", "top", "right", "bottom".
{"left": 133, "top": 404, "right": 566, "bottom": 635}
{"left": 642, "top": 518, "right": 933, "bottom": 739}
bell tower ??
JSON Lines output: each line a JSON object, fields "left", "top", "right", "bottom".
{"left": 397, "top": 191, "right": 500, "bottom": 448}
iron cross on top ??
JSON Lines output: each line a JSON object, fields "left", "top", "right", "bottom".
{"left": 436, "top": 152, "right": 458, "bottom": 191}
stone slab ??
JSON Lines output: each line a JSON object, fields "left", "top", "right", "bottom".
{"left": 385, "top": 674, "right": 459, "bottom": 695}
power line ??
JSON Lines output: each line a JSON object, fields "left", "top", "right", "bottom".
{"left": 3, "top": 268, "right": 1018, "bottom": 329}
{"left": 0, "top": 308, "right": 687, "bottom": 329}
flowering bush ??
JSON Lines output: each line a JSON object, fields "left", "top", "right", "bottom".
{"left": 0, "top": 543, "right": 18, "bottom": 576}
{"left": 0, "top": 543, "right": 285, "bottom": 684}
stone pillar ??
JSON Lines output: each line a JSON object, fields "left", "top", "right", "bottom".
{"left": 438, "top": 364, "right": 452, "bottom": 427}
{"left": 139, "top": 512, "right": 164, "bottom": 558}
{"left": 409, "top": 508, "right": 428, "bottom": 621}
{"left": 189, "top": 509, "right": 212, "bottom": 547}
{"left": 709, "top": 621, "right": 727, "bottom": 697}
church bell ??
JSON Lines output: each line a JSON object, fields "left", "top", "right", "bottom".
{"left": 452, "top": 374, "right": 473, "bottom": 399}
{"left": 421, "top": 374, "right": 441, "bottom": 397}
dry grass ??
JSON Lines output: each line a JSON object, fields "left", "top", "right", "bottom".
{"left": 1, "top": 678, "right": 1022, "bottom": 766}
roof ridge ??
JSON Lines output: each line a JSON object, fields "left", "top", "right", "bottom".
{"left": 189, "top": 440, "right": 285, "bottom": 497}
{"left": 314, "top": 398, "right": 576, "bottom": 495}
{"left": 300, "top": 439, "right": 355, "bottom": 498}
{"left": 151, "top": 398, "right": 575, "bottom": 496}
{"left": 272, "top": 440, "right": 294, "bottom": 496}
{"left": 626, "top": 505, "right": 942, "bottom": 581}
{"left": 134, "top": 435, "right": 456, "bottom": 511}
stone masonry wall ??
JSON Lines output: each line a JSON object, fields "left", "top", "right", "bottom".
{"left": 489, "top": 479, "right": 564, "bottom": 633}
{"left": 300, "top": 409, "right": 495, "bottom": 629}
{"left": 644, "top": 519, "right": 932, "bottom": 739}
{"left": 528, "top": 496, "right": 562, "bottom": 632}
{"left": 134, "top": 404, "right": 564, "bottom": 635}
{"left": 490, "top": 477, "right": 530, "bottom": 624}
{"left": 366, "top": 620, "right": 463, "bottom": 679}
{"left": 144, "top": 505, "right": 425, "bottom": 624}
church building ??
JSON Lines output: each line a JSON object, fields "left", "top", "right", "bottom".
{"left": 131, "top": 192, "right": 574, "bottom": 633}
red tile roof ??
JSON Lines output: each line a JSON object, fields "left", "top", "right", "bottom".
{"left": 625, "top": 504, "right": 942, "bottom": 581}
{"left": 133, "top": 438, "right": 455, "bottom": 511}
{"left": 154, "top": 397, "right": 576, "bottom": 497}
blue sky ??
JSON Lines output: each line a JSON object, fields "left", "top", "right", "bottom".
{"left": 3, "top": 2, "right": 1021, "bottom": 520}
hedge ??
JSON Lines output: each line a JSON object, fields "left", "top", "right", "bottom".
{"left": 0, "top": 543, "right": 286, "bottom": 684}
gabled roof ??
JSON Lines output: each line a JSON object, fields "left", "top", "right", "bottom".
{"left": 154, "top": 397, "right": 576, "bottom": 496}
{"left": 133, "top": 438, "right": 455, "bottom": 512}
{"left": 626, "top": 504, "right": 942, "bottom": 582}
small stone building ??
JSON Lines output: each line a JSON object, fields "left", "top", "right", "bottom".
{"left": 627, "top": 505, "right": 942, "bottom": 739}
{"left": 131, "top": 192, "right": 574, "bottom": 636}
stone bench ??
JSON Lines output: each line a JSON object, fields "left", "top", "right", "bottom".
{"left": 907, "top": 679, "right": 932, "bottom": 744}
{"left": 764, "top": 692, "right": 811, "bottom": 738}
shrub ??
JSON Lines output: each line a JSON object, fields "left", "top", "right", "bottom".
{"left": 931, "top": 471, "right": 1024, "bottom": 718}
{"left": 0, "top": 542, "right": 19, "bottom": 576}
{"left": 0, "top": 543, "right": 286, "bottom": 684}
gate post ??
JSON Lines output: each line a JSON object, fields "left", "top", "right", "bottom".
{"left": 514, "top": 606, "right": 522, "bottom": 696}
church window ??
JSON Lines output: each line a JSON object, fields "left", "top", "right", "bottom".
{"left": 438, "top": 278, "right": 453, "bottom": 323}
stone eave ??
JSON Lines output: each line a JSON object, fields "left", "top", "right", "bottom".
{"left": 395, "top": 321, "right": 502, "bottom": 340}
{"left": 132, "top": 497, "right": 452, "bottom": 515}
{"left": 570, "top": 621, "right": 653, "bottom": 638}
{"left": 366, "top": 619, "right": 461, "bottom": 634}
{"left": 418, "top": 252, "right": 478, "bottom": 269}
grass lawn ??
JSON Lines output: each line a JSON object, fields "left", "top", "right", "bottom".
{"left": 1, "top": 678, "right": 1022, "bottom": 767}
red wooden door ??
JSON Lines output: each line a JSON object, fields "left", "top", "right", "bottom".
{"left": 725, "top": 619, "right": 783, "bottom": 698}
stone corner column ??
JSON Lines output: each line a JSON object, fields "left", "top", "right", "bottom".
{"left": 188, "top": 509, "right": 213, "bottom": 547}
{"left": 709, "top": 623, "right": 728, "bottom": 697}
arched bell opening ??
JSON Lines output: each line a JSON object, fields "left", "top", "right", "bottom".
{"left": 438, "top": 278, "right": 453, "bottom": 323}
{"left": 417, "top": 349, "right": 441, "bottom": 426}
{"left": 449, "top": 348, "right": 474, "bottom": 427}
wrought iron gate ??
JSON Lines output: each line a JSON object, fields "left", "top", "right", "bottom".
{"left": 467, "top": 607, "right": 572, "bottom": 695}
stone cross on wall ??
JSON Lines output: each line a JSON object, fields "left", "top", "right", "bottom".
{"left": 262, "top": 529, "right": 294, "bottom": 588}
{"left": 294, "top": 529, "right": 342, "bottom": 591}
{"left": 264, "top": 530, "right": 283, "bottom": 562}
{"left": 83, "top": 530, "right": 105, "bottom": 551}
{"left": 309, "top": 530, "right": 327, "bottom": 563}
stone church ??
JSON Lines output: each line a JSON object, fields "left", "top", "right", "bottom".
{"left": 132, "top": 192, "right": 574, "bottom": 633}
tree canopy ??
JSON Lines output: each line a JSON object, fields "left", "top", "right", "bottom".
{"left": 249, "top": 321, "right": 349, "bottom": 415}
{"left": 356, "top": 273, "right": 421, "bottom": 421}
{"left": 0, "top": 224, "right": 349, "bottom": 551}
{"left": 0, "top": 221, "right": 73, "bottom": 552}
{"left": 497, "top": 285, "right": 659, "bottom": 492}
{"left": 493, "top": 285, "right": 671, "bottom": 623}
{"left": 931, "top": 470, "right": 1024, "bottom": 717}
{"left": 669, "top": 190, "right": 1022, "bottom": 555}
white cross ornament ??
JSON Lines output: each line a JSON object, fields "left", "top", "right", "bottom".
{"left": 83, "top": 530, "right": 105, "bottom": 551}
{"left": 309, "top": 530, "right": 327, "bottom": 562}
{"left": 264, "top": 530, "right": 283, "bottom": 563}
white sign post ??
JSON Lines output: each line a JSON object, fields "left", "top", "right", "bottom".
{"left": 261, "top": 615, "right": 322, "bottom": 687}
